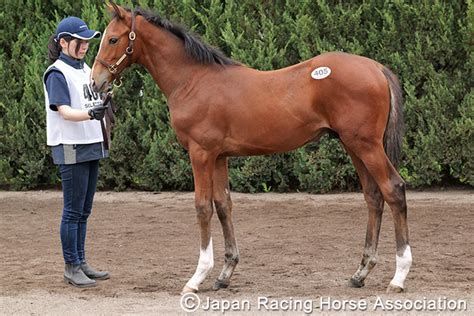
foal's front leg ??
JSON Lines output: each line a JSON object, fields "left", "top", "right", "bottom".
{"left": 212, "top": 156, "right": 239, "bottom": 290}
{"left": 182, "top": 148, "right": 216, "bottom": 294}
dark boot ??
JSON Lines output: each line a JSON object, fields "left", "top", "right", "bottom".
{"left": 64, "top": 264, "right": 96, "bottom": 288}
{"left": 80, "top": 262, "right": 110, "bottom": 280}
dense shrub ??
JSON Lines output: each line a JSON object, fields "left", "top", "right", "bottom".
{"left": 1, "top": 0, "right": 472, "bottom": 191}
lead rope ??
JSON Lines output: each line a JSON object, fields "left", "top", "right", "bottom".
{"left": 100, "top": 90, "right": 118, "bottom": 151}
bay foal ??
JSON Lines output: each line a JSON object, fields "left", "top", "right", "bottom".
{"left": 92, "top": 3, "right": 412, "bottom": 294}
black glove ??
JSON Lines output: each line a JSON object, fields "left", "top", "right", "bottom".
{"left": 88, "top": 105, "right": 108, "bottom": 120}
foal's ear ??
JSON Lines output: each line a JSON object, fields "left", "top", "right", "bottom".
{"left": 106, "top": 1, "right": 125, "bottom": 19}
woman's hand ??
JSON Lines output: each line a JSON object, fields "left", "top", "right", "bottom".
{"left": 88, "top": 105, "right": 108, "bottom": 120}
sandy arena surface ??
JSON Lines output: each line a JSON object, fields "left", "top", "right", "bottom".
{"left": 0, "top": 190, "right": 473, "bottom": 315}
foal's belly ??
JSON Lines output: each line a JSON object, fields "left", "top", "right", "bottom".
{"left": 221, "top": 125, "right": 328, "bottom": 156}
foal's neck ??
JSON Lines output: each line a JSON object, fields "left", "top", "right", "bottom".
{"left": 135, "top": 19, "right": 199, "bottom": 98}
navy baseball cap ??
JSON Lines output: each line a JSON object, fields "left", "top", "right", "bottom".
{"left": 55, "top": 16, "right": 101, "bottom": 41}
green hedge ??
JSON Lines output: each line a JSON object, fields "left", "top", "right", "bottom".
{"left": 1, "top": 0, "right": 472, "bottom": 191}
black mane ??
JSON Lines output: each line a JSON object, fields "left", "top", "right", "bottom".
{"left": 113, "top": 7, "right": 240, "bottom": 66}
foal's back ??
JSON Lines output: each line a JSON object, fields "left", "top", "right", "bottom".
{"left": 170, "top": 52, "right": 389, "bottom": 156}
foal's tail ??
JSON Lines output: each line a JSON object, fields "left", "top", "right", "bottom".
{"left": 381, "top": 66, "right": 404, "bottom": 169}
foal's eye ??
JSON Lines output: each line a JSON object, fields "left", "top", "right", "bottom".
{"left": 109, "top": 37, "right": 118, "bottom": 45}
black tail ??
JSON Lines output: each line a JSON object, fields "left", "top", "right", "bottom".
{"left": 381, "top": 67, "right": 404, "bottom": 169}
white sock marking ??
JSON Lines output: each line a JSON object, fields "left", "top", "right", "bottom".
{"left": 389, "top": 245, "right": 412, "bottom": 288}
{"left": 186, "top": 238, "right": 214, "bottom": 290}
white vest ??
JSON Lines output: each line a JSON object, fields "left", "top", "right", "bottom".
{"left": 43, "top": 59, "right": 103, "bottom": 146}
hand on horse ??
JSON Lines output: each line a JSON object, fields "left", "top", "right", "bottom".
{"left": 88, "top": 105, "right": 108, "bottom": 120}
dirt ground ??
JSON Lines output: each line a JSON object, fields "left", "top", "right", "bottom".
{"left": 0, "top": 190, "right": 473, "bottom": 315}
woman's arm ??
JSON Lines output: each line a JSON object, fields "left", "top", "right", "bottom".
{"left": 57, "top": 105, "right": 91, "bottom": 121}
{"left": 57, "top": 104, "right": 107, "bottom": 121}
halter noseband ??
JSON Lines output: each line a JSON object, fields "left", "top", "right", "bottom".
{"left": 96, "top": 10, "right": 137, "bottom": 86}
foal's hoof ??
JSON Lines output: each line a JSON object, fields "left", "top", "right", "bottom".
{"left": 181, "top": 285, "right": 197, "bottom": 295}
{"left": 386, "top": 284, "right": 405, "bottom": 293}
{"left": 213, "top": 279, "right": 229, "bottom": 290}
{"left": 348, "top": 278, "right": 365, "bottom": 288}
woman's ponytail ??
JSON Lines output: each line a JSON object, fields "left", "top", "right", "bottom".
{"left": 48, "top": 35, "right": 61, "bottom": 64}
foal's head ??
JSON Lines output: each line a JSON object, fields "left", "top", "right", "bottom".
{"left": 91, "top": 2, "right": 136, "bottom": 93}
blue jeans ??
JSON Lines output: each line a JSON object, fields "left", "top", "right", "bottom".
{"left": 59, "top": 160, "right": 99, "bottom": 264}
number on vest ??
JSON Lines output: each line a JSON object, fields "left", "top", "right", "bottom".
{"left": 83, "top": 84, "right": 99, "bottom": 101}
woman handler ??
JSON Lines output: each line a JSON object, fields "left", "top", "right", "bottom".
{"left": 43, "top": 16, "right": 109, "bottom": 288}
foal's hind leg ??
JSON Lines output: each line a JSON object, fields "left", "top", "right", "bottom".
{"left": 212, "top": 156, "right": 240, "bottom": 290}
{"left": 182, "top": 147, "right": 217, "bottom": 294}
{"left": 344, "top": 147, "right": 384, "bottom": 288}
{"left": 348, "top": 142, "right": 411, "bottom": 292}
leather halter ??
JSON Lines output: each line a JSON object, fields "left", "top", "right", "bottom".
{"left": 96, "top": 10, "right": 137, "bottom": 85}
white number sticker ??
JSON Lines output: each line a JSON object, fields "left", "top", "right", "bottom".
{"left": 311, "top": 66, "right": 331, "bottom": 80}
